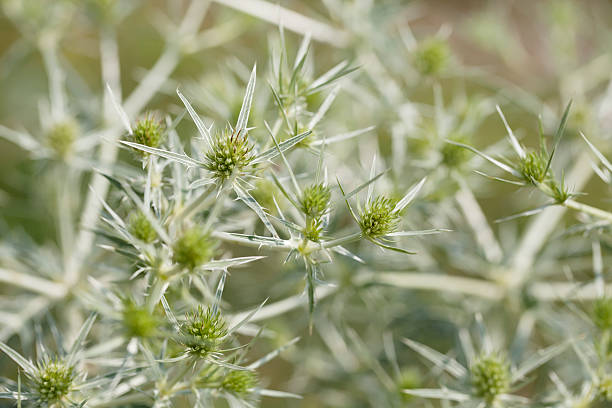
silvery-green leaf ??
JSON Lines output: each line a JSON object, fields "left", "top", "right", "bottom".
{"left": 402, "top": 338, "right": 467, "bottom": 378}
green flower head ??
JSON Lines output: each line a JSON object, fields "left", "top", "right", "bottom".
{"left": 519, "top": 150, "right": 549, "bottom": 184}
{"left": 414, "top": 38, "right": 450, "bottom": 77}
{"left": 172, "top": 226, "right": 215, "bottom": 270}
{"left": 442, "top": 135, "right": 471, "bottom": 168}
{"left": 222, "top": 369, "right": 258, "bottom": 395}
{"left": 121, "top": 299, "right": 159, "bottom": 338}
{"left": 470, "top": 353, "right": 510, "bottom": 402}
{"left": 127, "top": 211, "right": 157, "bottom": 243}
{"left": 47, "top": 119, "right": 78, "bottom": 159}
{"left": 301, "top": 183, "right": 331, "bottom": 219}
{"left": 359, "top": 195, "right": 400, "bottom": 238}
{"left": 181, "top": 305, "right": 227, "bottom": 357}
{"left": 204, "top": 128, "right": 255, "bottom": 181}
{"left": 129, "top": 115, "right": 165, "bottom": 156}
{"left": 32, "top": 359, "right": 75, "bottom": 404}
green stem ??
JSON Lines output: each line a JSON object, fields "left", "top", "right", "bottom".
{"left": 174, "top": 182, "right": 215, "bottom": 224}
{"left": 564, "top": 199, "right": 612, "bottom": 223}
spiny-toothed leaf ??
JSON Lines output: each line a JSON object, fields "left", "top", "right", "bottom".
{"left": 236, "top": 65, "right": 257, "bottom": 132}
{"left": 544, "top": 100, "right": 572, "bottom": 176}
{"left": 494, "top": 203, "right": 555, "bottom": 223}
{"left": 67, "top": 313, "right": 97, "bottom": 367}
{"left": 496, "top": 105, "right": 525, "bottom": 159}
{"left": 253, "top": 130, "right": 312, "bottom": 164}
{"left": 176, "top": 89, "right": 212, "bottom": 147}
{"left": 446, "top": 140, "right": 522, "bottom": 177}
{"left": 120, "top": 141, "right": 204, "bottom": 167}
{"left": 512, "top": 341, "right": 570, "bottom": 382}
{"left": 580, "top": 131, "right": 612, "bottom": 173}
{"left": 233, "top": 182, "right": 279, "bottom": 238}
{"left": 393, "top": 177, "right": 427, "bottom": 213}
{"left": 402, "top": 338, "right": 467, "bottom": 378}
{"left": 246, "top": 337, "right": 300, "bottom": 369}
{"left": 310, "top": 125, "right": 375, "bottom": 147}
{"left": 402, "top": 388, "right": 470, "bottom": 402}
{"left": 0, "top": 342, "right": 36, "bottom": 376}
{"left": 199, "top": 256, "right": 266, "bottom": 271}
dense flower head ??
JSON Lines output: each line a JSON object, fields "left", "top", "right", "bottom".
{"left": 519, "top": 150, "right": 549, "bottom": 184}
{"left": 413, "top": 38, "right": 450, "bottom": 76}
{"left": 470, "top": 353, "right": 510, "bottom": 402}
{"left": 46, "top": 119, "right": 78, "bottom": 158}
{"left": 180, "top": 305, "right": 227, "bottom": 356}
{"left": 129, "top": 115, "right": 165, "bottom": 155}
{"left": 300, "top": 183, "right": 331, "bottom": 218}
{"left": 128, "top": 211, "right": 157, "bottom": 243}
{"left": 358, "top": 195, "right": 400, "bottom": 238}
{"left": 222, "top": 369, "right": 258, "bottom": 395}
{"left": 121, "top": 299, "right": 159, "bottom": 338}
{"left": 33, "top": 359, "right": 75, "bottom": 403}
{"left": 592, "top": 297, "right": 612, "bottom": 330}
{"left": 442, "top": 135, "right": 471, "bottom": 168}
{"left": 204, "top": 128, "right": 255, "bottom": 181}
{"left": 172, "top": 226, "right": 215, "bottom": 270}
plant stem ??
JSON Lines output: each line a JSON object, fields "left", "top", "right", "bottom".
{"left": 563, "top": 199, "right": 612, "bottom": 222}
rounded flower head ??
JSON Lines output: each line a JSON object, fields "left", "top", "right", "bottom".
{"left": 442, "top": 135, "right": 471, "bottom": 168}
{"left": 592, "top": 297, "right": 612, "bottom": 330}
{"left": 128, "top": 115, "right": 165, "bottom": 156}
{"left": 127, "top": 211, "right": 157, "bottom": 243}
{"left": 222, "top": 369, "right": 258, "bottom": 395}
{"left": 172, "top": 226, "right": 215, "bottom": 270}
{"left": 301, "top": 183, "right": 331, "bottom": 219}
{"left": 46, "top": 119, "right": 78, "bottom": 159}
{"left": 204, "top": 128, "right": 255, "bottom": 182}
{"left": 519, "top": 150, "right": 549, "bottom": 184}
{"left": 359, "top": 195, "right": 400, "bottom": 238}
{"left": 33, "top": 359, "right": 75, "bottom": 404}
{"left": 180, "top": 305, "right": 227, "bottom": 356}
{"left": 414, "top": 38, "right": 450, "bottom": 77}
{"left": 470, "top": 353, "right": 510, "bottom": 402}
{"left": 121, "top": 299, "right": 159, "bottom": 338}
